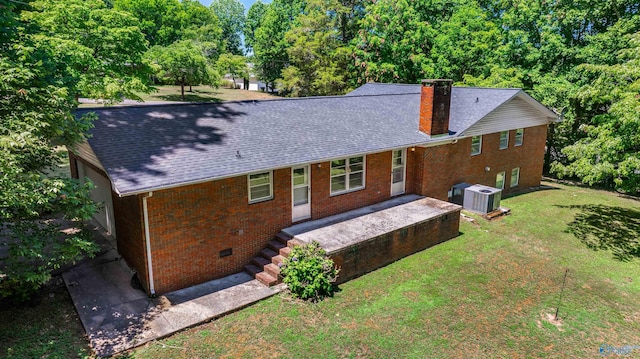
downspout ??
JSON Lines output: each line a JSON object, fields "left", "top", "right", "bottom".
{"left": 142, "top": 192, "right": 156, "bottom": 296}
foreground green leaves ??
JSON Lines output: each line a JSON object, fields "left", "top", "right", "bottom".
{"left": 1, "top": 3, "right": 98, "bottom": 301}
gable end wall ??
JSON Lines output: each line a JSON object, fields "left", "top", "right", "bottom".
{"left": 416, "top": 124, "right": 548, "bottom": 200}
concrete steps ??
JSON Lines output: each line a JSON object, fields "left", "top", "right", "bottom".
{"left": 244, "top": 232, "right": 300, "bottom": 286}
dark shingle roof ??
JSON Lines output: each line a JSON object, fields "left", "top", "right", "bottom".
{"left": 346, "top": 83, "right": 521, "bottom": 133}
{"left": 78, "top": 83, "right": 522, "bottom": 195}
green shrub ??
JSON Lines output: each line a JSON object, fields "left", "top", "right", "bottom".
{"left": 280, "top": 241, "right": 339, "bottom": 301}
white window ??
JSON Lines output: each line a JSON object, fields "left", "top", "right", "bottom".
{"left": 499, "top": 131, "right": 509, "bottom": 149}
{"left": 330, "top": 156, "right": 365, "bottom": 194}
{"left": 248, "top": 171, "right": 273, "bottom": 203}
{"left": 471, "top": 135, "right": 482, "bottom": 155}
{"left": 511, "top": 167, "right": 520, "bottom": 187}
{"left": 496, "top": 171, "right": 505, "bottom": 190}
{"left": 515, "top": 128, "right": 524, "bottom": 146}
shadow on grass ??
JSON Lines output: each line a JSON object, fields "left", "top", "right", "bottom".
{"left": 156, "top": 93, "right": 222, "bottom": 102}
{"left": 557, "top": 204, "right": 640, "bottom": 261}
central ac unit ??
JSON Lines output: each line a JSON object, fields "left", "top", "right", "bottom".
{"left": 463, "top": 184, "right": 502, "bottom": 214}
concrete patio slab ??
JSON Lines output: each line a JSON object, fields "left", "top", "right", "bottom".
{"left": 283, "top": 195, "right": 462, "bottom": 283}
{"left": 283, "top": 195, "right": 459, "bottom": 253}
{"left": 284, "top": 194, "right": 424, "bottom": 239}
{"left": 64, "top": 250, "right": 283, "bottom": 357}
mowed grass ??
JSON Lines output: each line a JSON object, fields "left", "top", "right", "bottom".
{"left": 139, "top": 85, "right": 277, "bottom": 103}
{"left": 78, "top": 86, "right": 277, "bottom": 108}
{"left": 130, "top": 182, "right": 640, "bottom": 358}
{"left": 0, "top": 278, "right": 91, "bottom": 358}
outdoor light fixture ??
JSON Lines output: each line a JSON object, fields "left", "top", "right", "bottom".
{"left": 485, "top": 166, "right": 491, "bottom": 172}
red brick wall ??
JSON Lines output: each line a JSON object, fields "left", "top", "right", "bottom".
{"left": 311, "top": 151, "right": 394, "bottom": 219}
{"left": 144, "top": 150, "right": 410, "bottom": 294}
{"left": 419, "top": 84, "right": 434, "bottom": 135}
{"left": 332, "top": 208, "right": 461, "bottom": 283}
{"left": 415, "top": 125, "right": 548, "bottom": 200}
{"left": 146, "top": 168, "right": 292, "bottom": 293}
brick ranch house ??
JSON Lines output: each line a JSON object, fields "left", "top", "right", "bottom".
{"left": 70, "top": 80, "right": 557, "bottom": 296}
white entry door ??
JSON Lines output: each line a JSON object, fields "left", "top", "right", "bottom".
{"left": 292, "top": 165, "right": 311, "bottom": 221}
{"left": 391, "top": 149, "right": 406, "bottom": 196}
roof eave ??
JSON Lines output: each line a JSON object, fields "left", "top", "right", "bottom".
{"left": 114, "top": 140, "right": 436, "bottom": 197}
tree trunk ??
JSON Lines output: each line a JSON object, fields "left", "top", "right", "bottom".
{"left": 232, "top": 76, "right": 236, "bottom": 89}
{"left": 189, "top": 84, "right": 192, "bottom": 92}
{"left": 544, "top": 122, "right": 555, "bottom": 174}
{"left": 180, "top": 77, "right": 185, "bottom": 101}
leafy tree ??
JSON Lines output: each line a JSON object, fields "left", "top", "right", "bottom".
{"left": 210, "top": 0, "right": 246, "bottom": 55}
{"left": 24, "top": 0, "right": 152, "bottom": 102}
{"left": 113, "top": 0, "right": 182, "bottom": 46}
{"left": 217, "top": 54, "right": 248, "bottom": 88}
{"left": 180, "top": 0, "right": 225, "bottom": 62}
{"left": 1, "top": 2, "right": 98, "bottom": 300}
{"left": 353, "top": 0, "right": 440, "bottom": 84}
{"left": 244, "top": 0, "right": 269, "bottom": 54}
{"left": 253, "top": 0, "right": 305, "bottom": 91}
{"left": 430, "top": 4, "right": 501, "bottom": 81}
{"left": 551, "top": 32, "right": 640, "bottom": 194}
{"left": 281, "top": 0, "right": 352, "bottom": 96}
{"left": 147, "top": 41, "right": 219, "bottom": 100}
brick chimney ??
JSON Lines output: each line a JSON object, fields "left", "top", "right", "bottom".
{"left": 419, "top": 79, "right": 453, "bottom": 136}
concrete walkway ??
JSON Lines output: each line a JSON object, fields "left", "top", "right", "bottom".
{"left": 63, "top": 245, "right": 283, "bottom": 357}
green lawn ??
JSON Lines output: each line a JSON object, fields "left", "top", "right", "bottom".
{"left": 0, "top": 278, "right": 91, "bottom": 358}
{"left": 79, "top": 86, "right": 277, "bottom": 108}
{"left": 139, "top": 85, "right": 277, "bottom": 103}
{"left": 1, "top": 181, "right": 638, "bottom": 358}
{"left": 131, "top": 182, "right": 640, "bottom": 358}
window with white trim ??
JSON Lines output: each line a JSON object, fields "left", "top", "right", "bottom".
{"left": 471, "top": 135, "right": 482, "bottom": 155}
{"left": 330, "top": 156, "right": 365, "bottom": 194}
{"left": 510, "top": 167, "right": 520, "bottom": 187}
{"left": 515, "top": 128, "right": 524, "bottom": 146}
{"left": 499, "top": 131, "right": 509, "bottom": 149}
{"left": 496, "top": 171, "right": 505, "bottom": 190}
{"left": 248, "top": 171, "right": 273, "bottom": 203}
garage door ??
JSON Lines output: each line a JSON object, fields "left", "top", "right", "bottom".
{"left": 77, "top": 161, "right": 116, "bottom": 238}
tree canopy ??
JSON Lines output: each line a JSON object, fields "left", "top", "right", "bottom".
{"left": 244, "top": 0, "right": 269, "bottom": 54}
{"left": 24, "top": 0, "right": 152, "bottom": 102}
{"left": 210, "top": 0, "right": 246, "bottom": 55}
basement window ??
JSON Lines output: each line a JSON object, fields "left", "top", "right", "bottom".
{"left": 515, "top": 128, "right": 524, "bottom": 146}
{"left": 331, "top": 156, "right": 365, "bottom": 195}
{"left": 496, "top": 171, "right": 506, "bottom": 190}
{"left": 499, "top": 131, "right": 509, "bottom": 149}
{"left": 248, "top": 171, "right": 273, "bottom": 203}
{"left": 471, "top": 135, "right": 482, "bottom": 156}
{"left": 511, "top": 167, "right": 520, "bottom": 187}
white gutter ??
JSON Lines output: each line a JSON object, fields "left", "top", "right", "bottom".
{"left": 115, "top": 142, "right": 436, "bottom": 197}
{"left": 142, "top": 191, "right": 155, "bottom": 296}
